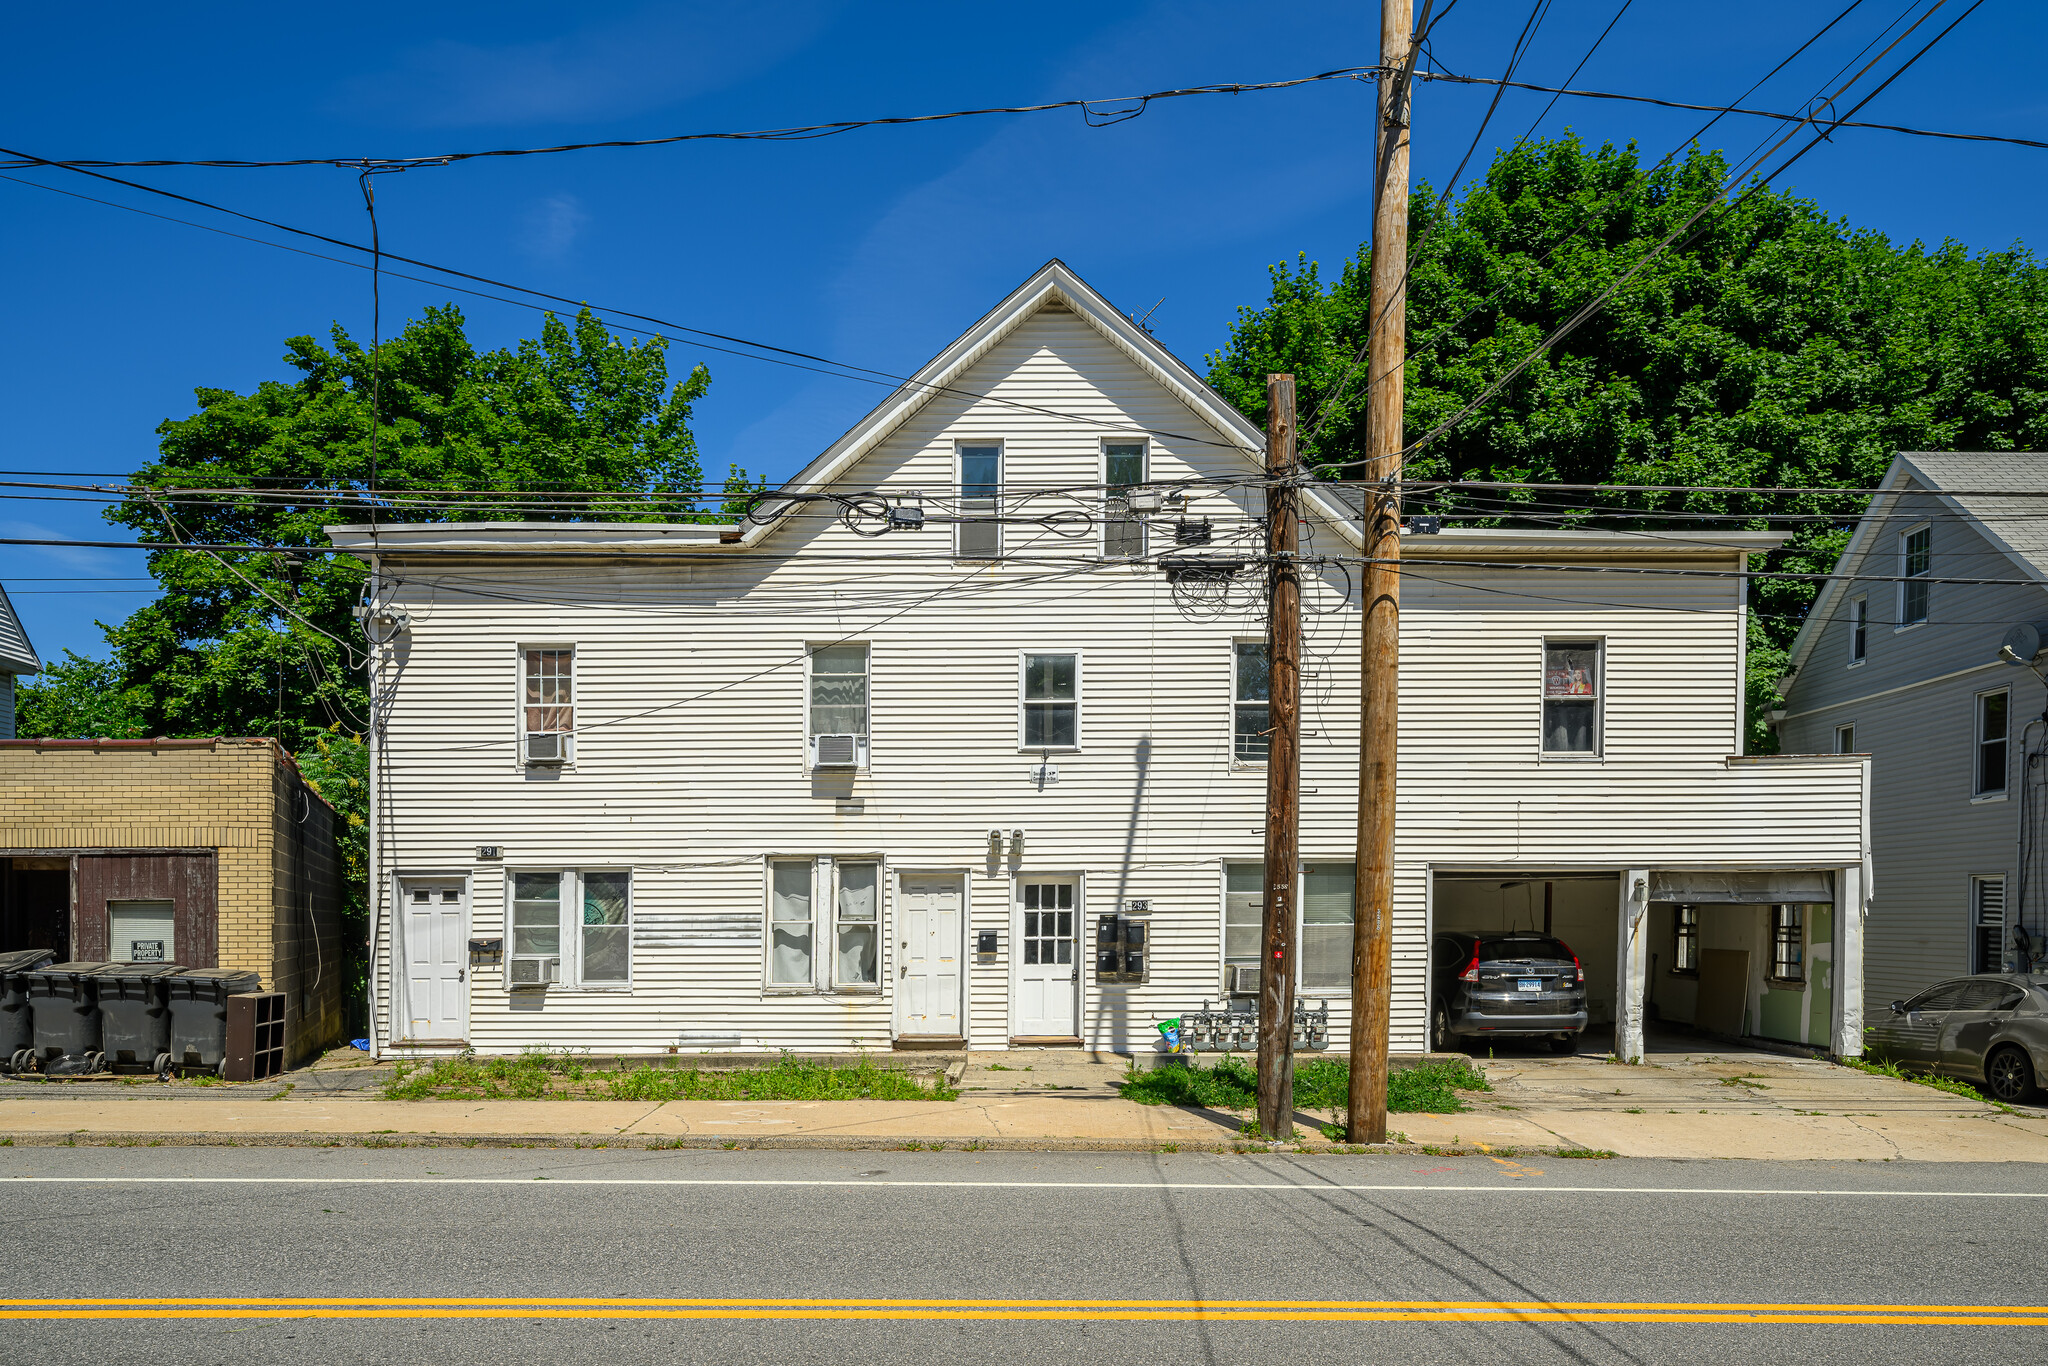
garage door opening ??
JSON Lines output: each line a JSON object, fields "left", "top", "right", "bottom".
{"left": 1431, "top": 873, "right": 1620, "bottom": 1050}
{"left": 1644, "top": 899, "right": 1835, "bottom": 1049}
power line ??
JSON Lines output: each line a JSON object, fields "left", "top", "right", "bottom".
{"left": 0, "top": 67, "right": 1383, "bottom": 171}
{"left": 0, "top": 158, "right": 1256, "bottom": 454}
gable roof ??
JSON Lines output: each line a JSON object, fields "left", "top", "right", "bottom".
{"left": 1782, "top": 451, "right": 2048, "bottom": 684}
{"left": 0, "top": 581, "right": 40, "bottom": 675}
{"left": 738, "top": 259, "right": 1363, "bottom": 549}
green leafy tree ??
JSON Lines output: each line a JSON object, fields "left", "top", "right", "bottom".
{"left": 1209, "top": 136, "right": 2048, "bottom": 749}
{"left": 14, "top": 651, "right": 148, "bottom": 739}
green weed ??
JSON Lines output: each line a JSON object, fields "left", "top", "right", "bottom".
{"left": 1846, "top": 1054, "right": 1996, "bottom": 1102}
{"left": 1552, "top": 1148, "right": 1617, "bottom": 1159}
{"left": 383, "top": 1050, "right": 952, "bottom": 1103}
{"left": 1118, "top": 1056, "right": 1491, "bottom": 1117}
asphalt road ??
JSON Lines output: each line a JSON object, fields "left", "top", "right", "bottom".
{"left": 2, "top": 1146, "right": 2045, "bottom": 1364}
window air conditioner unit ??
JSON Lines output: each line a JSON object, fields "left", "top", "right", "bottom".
{"left": 1228, "top": 965, "right": 1263, "bottom": 995}
{"left": 525, "top": 732, "right": 567, "bottom": 765}
{"left": 811, "top": 734, "right": 865, "bottom": 769}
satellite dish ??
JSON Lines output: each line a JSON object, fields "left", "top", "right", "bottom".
{"left": 2000, "top": 623, "right": 2042, "bottom": 666}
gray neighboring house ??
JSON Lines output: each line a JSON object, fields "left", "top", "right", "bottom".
{"left": 0, "top": 583, "right": 38, "bottom": 738}
{"left": 1778, "top": 451, "right": 2048, "bottom": 1013}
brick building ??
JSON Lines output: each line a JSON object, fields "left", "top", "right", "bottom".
{"left": 0, "top": 737, "right": 346, "bottom": 1064}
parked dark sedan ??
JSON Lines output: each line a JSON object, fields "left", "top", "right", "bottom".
{"left": 1865, "top": 974, "right": 2048, "bottom": 1103}
{"left": 1430, "top": 931, "right": 1589, "bottom": 1053}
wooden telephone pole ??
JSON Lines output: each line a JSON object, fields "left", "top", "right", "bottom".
{"left": 1257, "top": 374, "right": 1301, "bottom": 1141}
{"left": 1348, "top": 0, "right": 1415, "bottom": 1144}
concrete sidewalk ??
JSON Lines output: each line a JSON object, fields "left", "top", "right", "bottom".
{"left": 2, "top": 1044, "right": 2046, "bottom": 1158}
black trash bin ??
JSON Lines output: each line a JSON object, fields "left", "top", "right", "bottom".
{"left": 97, "top": 964, "right": 184, "bottom": 1075}
{"left": 25, "top": 962, "right": 115, "bottom": 1074}
{"left": 1, "top": 949, "right": 58, "bottom": 1072}
{"left": 166, "top": 968, "right": 261, "bottom": 1075}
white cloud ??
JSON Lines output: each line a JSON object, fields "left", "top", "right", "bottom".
{"left": 519, "top": 193, "right": 591, "bottom": 261}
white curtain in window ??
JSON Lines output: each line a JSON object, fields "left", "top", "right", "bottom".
{"left": 770, "top": 862, "right": 813, "bottom": 985}
{"left": 835, "top": 862, "right": 879, "bottom": 986}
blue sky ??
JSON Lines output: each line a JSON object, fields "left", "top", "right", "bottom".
{"left": 4, "top": 0, "right": 2044, "bottom": 664}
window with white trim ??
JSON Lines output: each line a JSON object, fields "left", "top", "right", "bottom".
{"left": 808, "top": 644, "right": 869, "bottom": 769}
{"left": 1849, "top": 595, "right": 1868, "bottom": 662}
{"left": 521, "top": 647, "right": 574, "bottom": 764}
{"left": 1977, "top": 689, "right": 2009, "bottom": 796}
{"left": 1220, "top": 862, "right": 1354, "bottom": 993}
{"left": 766, "top": 858, "right": 881, "bottom": 991}
{"left": 1021, "top": 652, "right": 1079, "bottom": 749}
{"left": 1103, "top": 440, "right": 1147, "bottom": 558}
{"left": 1900, "top": 526, "right": 1931, "bottom": 625}
{"left": 1542, "top": 640, "right": 1601, "bottom": 755}
{"left": 508, "top": 870, "right": 630, "bottom": 987}
{"left": 1234, "top": 640, "right": 1270, "bottom": 762}
{"left": 1835, "top": 723, "right": 1856, "bottom": 754}
{"left": 957, "top": 443, "right": 1002, "bottom": 559}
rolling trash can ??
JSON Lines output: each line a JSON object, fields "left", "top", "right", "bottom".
{"left": 166, "top": 968, "right": 261, "bottom": 1075}
{"left": 97, "top": 964, "right": 184, "bottom": 1076}
{"left": 1, "top": 949, "right": 58, "bottom": 1072}
{"left": 25, "top": 962, "right": 115, "bottom": 1075}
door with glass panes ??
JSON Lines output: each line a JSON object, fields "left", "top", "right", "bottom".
{"left": 1014, "top": 878, "right": 1079, "bottom": 1038}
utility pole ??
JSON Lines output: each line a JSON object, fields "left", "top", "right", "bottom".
{"left": 1258, "top": 373, "right": 1301, "bottom": 1141}
{"left": 1349, "top": 0, "right": 1415, "bottom": 1144}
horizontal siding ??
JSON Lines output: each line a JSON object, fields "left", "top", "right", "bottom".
{"left": 371, "top": 306, "right": 1867, "bottom": 1055}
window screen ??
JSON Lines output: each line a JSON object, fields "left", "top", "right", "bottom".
{"left": 1301, "top": 863, "right": 1356, "bottom": 992}
{"left": 1543, "top": 641, "right": 1601, "bottom": 754}
{"left": 1023, "top": 653, "right": 1078, "bottom": 748}
{"left": 769, "top": 862, "right": 813, "bottom": 986}
{"left": 1234, "top": 641, "right": 1271, "bottom": 762}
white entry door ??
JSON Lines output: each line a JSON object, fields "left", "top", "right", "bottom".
{"left": 1015, "top": 878, "right": 1079, "bottom": 1038}
{"left": 400, "top": 878, "right": 469, "bottom": 1043}
{"left": 895, "top": 875, "right": 963, "bottom": 1039}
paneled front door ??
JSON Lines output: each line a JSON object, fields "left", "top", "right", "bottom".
{"left": 400, "top": 878, "right": 469, "bottom": 1043}
{"left": 1015, "top": 878, "right": 1078, "bottom": 1039}
{"left": 894, "top": 875, "right": 963, "bottom": 1039}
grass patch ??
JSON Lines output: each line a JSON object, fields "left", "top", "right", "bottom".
{"left": 1118, "top": 1056, "right": 1490, "bottom": 1116}
{"left": 1845, "top": 1054, "right": 1993, "bottom": 1102}
{"left": 1552, "top": 1147, "right": 1617, "bottom": 1159}
{"left": 385, "top": 1050, "right": 952, "bottom": 1102}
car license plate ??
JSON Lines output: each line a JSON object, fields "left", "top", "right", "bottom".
{"left": 1517, "top": 978, "right": 1542, "bottom": 992}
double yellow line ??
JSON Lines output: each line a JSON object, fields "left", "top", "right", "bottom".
{"left": 4, "top": 1297, "right": 2046, "bottom": 1325}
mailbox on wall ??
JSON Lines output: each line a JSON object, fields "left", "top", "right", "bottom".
{"left": 1096, "top": 915, "right": 1146, "bottom": 984}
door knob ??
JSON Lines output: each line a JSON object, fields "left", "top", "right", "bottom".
{"left": 457, "top": 968, "right": 466, "bottom": 982}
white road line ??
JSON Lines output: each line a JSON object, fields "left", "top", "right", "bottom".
{"left": 0, "top": 1176, "right": 2044, "bottom": 1197}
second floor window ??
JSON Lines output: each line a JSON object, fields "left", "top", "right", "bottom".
{"left": 1234, "top": 641, "right": 1270, "bottom": 762}
{"left": 1103, "top": 441, "right": 1147, "bottom": 558}
{"left": 522, "top": 647, "right": 573, "bottom": 764}
{"left": 1022, "top": 652, "right": 1079, "bottom": 748}
{"left": 1850, "top": 595, "right": 1867, "bottom": 662}
{"left": 809, "top": 644, "right": 869, "bottom": 768}
{"left": 1900, "top": 526, "right": 1931, "bottom": 625}
{"left": 1542, "top": 640, "right": 1601, "bottom": 755}
{"left": 957, "top": 444, "right": 1002, "bottom": 559}
{"left": 1673, "top": 905, "right": 1699, "bottom": 974}
{"left": 1977, "top": 689, "right": 2009, "bottom": 796}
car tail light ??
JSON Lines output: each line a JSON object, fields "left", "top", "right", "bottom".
{"left": 1567, "top": 954, "right": 1584, "bottom": 986}
{"left": 1459, "top": 951, "right": 1480, "bottom": 984}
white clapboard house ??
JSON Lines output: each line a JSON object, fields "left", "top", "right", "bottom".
{"left": 337, "top": 260, "right": 1871, "bottom": 1061}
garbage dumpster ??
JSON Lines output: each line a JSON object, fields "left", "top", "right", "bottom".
{"left": 25, "top": 962, "right": 115, "bottom": 1074}
{"left": 98, "top": 964, "right": 184, "bottom": 1075}
{"left": 1, "top": 948, "right": 58, "bottom": 1072}
{"left": 166, "top": 968, "right": 261, "bottom": 1075}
